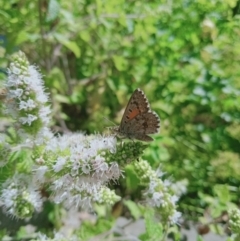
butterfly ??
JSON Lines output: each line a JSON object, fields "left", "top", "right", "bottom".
{"left": 112, "top": 88, "right": 160, "bottom": 142}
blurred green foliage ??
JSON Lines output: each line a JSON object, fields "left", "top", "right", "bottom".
{"left": 1, "top": 0, "right": 240, "bottom": 236}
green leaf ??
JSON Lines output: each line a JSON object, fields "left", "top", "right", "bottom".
{"left": 197, "top": 235, "right": 204, "bottom": 241}
{"left": 55, "top": 94, "right": 71, "bottom": 104}
{"left": 47, "top": 67, "right": 66, "bottom": 91}
{"left": 96, "top": 0, "right": 103, "bottom": 16}
{"left": 125, "top": 165, "right": 140, "bottom": 191}
{"left": 15, "top": 31, "right": 29, "bottom": 45}
{"left": 213, "top": 184, "right": 230, "bottom": 203}
{"left": 139, "top": 209, "right": 163, "bottom": 241}
{"left": 54, "top": 33, "right": 81, "bottom": 58}
{"left": 124, "top": 200, "right": 142, "bottom": 220}
{"left": 62, "top": 41, "right": 81, "bottom": 58}
{"left": 79, "top": 30, "right": 91, "bottom": 42}
{"left": 118, "top": 14, "right": 126, "bottom": 27}
{"left": 77, "top": 218, "right": 113, "bottom": 240}
{"left": 112, "top": 55, "right": 127, "bottom": 71}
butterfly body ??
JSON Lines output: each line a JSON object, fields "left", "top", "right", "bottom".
{"left": 113, "top": 88, "right": 160, "bottom": 142}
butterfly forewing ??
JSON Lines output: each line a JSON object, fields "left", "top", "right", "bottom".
{"left": 116, "top": 88, "right": 160, "bottom": 141}
{"left": 119, "top": 89, "right": 150, "bottom": 127}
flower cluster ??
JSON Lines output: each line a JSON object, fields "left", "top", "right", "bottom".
{"left": 4, "top": 51, "right": 52, "bottom": 145}
{"left": 0, "top": 51, "right": 181, "bottom": 228}
{"left": 33, "top": 133, "right": 121, "bottom": 210}
{"left": 0, "top": 174, "right": 43, "bottom": 219}
{"left": 229, "top": 208, "right": 240, "bottom": 235}
{"left": 133, "top": 160, "right": 181, "bottom": 225}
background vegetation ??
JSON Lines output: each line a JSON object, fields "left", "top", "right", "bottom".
{"left": 0, "top": 0, "right": 240, "bottom": 240}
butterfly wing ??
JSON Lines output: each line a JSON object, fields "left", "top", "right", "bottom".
{"left": 119, "top": 89, "right": 150, "bottom": 128}
{"left": 133, "top": 111, "right": 160, "bottom": 134}
{"left": 118, "top": 89, "right": 160, "bottom": 141}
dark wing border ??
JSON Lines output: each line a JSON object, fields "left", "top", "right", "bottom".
{"left": 119, "top": 88, "right": 150, "bottom": 127}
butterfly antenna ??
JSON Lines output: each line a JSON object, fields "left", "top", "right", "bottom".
{"left": 102, "top": 116, "right": 117, "bottom": 127}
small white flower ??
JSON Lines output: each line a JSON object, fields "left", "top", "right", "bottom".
{"left": 9, "top": 89, "right": 23, "bottom": 98}
{"left": 19, "top": 101, "right": 28, "bottom": 110}
{"left": 170, "top": 195, "right": 179, "bottom": 205}
{"left": 18, "top": 75, "right": 25, "bottom": 81}
{"left": 19, "top": 99, "right": 36, "bottom": 110}
{"left": 19, "top": 114, "right": 37, "bottom": 125}
{"left": 34, "top": 166, "right": 48, "bottom": 181}
{"left": 71, "top": 160, "right": 80, "bottom": 169}
{"left": 82, "top": 163, "right": 91, "bottom": 174}
{"left": 108, "top": 162, "right": 122, "bottom": 180}
{"left": 148, "top": 180, "right": 158, "bottom": 192}
{"left": 103, "top": 136, "right": 117, "bottom": 153}
{"left": 53, "top": 232, "right": 65, "bottom": 240}
{"left": 10, "top": 64, "right": 21, "bottom": 75}
{"left": 71, "top": 167, "right": 79, "bottom": 176}
{"left": 155, "top": 167, "right": 165, "bottom": 178}
{"left": 6, "top": 74, "right": 22, "bottom": 87}
{"left": 163, "top": 179, "right": 171, "bottom": 187}
{"left": 70, "top": 164, "right": 79, "bottom": 177}
{"left": 91, "top": 156, "right": 109, "bottom": 178}
{"left": 54, "top": 191, "right": 68, "bottom": 204}
{"left": 52, "top": 178, "right": 64, "bottom": 191}
{"left": 35, "top": 127, "right": 53, "bottom": 145}
{"left": 27, "top": 187, "right": 43, "bottom": 212}
{"left": 98, "top": 162, "right": 108, "bottom": 172}
{"left": 36, "top": 92, "right": 48, "bottom": 103}
{"left": 39, "top": 106, "right": 51, "bottom": 123}
{"left": 92, "top": 155, "right": 105, "bottom": 167}
{"left": 57, "top": 136, "right": 70, "bottom": 150}
{"left": 36, "top": 232, "right": 48, "bottom": 240}
{"left": 22, "top": 76, "right": 31, "bottom": 85}
{"left": 169, "top": 211, "right": 181, "bottom": 224}
{"left": 27, "top": 98, "right": 36, "bottom": 109}
{"left": 152, "top": 192, "right": 163, "bottom": 207}
{"left": 68, "top": 194, "right": 82, "bottom": 208}
{"left": 53, "top": 157, "right": 67, "bottom": 172}
{"left": 45, "top": 137, "right": 58, "bottom": 151}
